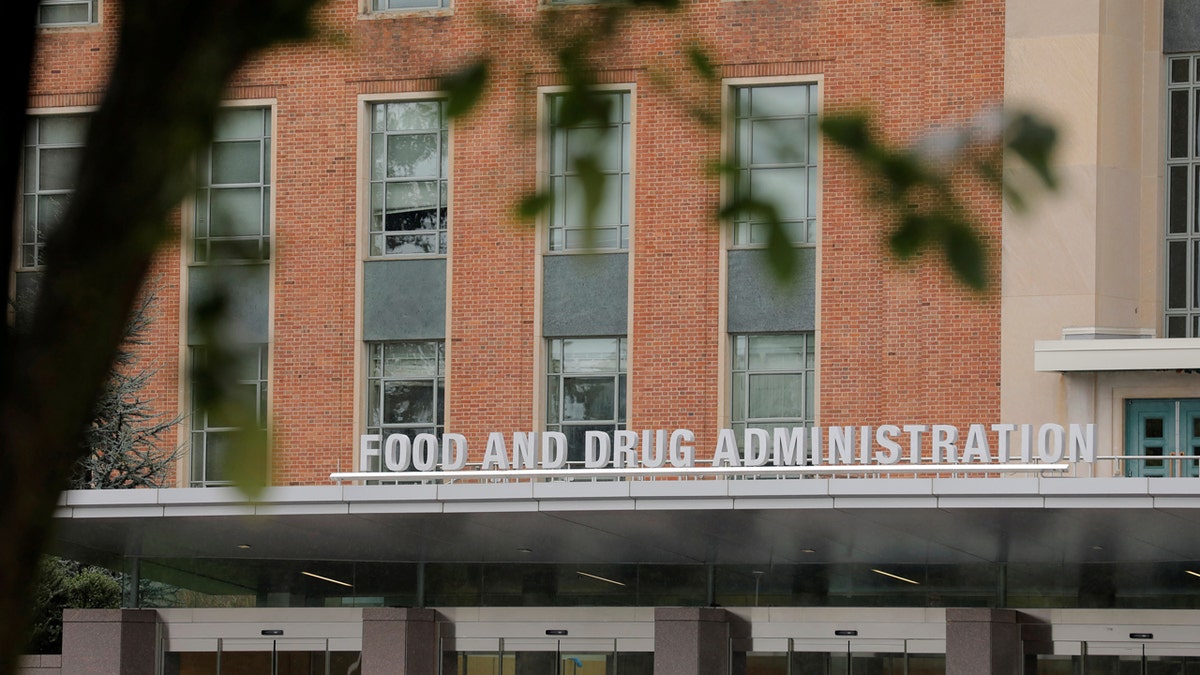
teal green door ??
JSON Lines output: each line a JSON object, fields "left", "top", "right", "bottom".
{"left": 1125, "top": 399, "right": 1200, "bottom": 477}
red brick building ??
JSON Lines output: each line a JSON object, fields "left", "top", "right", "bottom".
{"left": 22, "top": 0, "right": 1200, "bottom": 673}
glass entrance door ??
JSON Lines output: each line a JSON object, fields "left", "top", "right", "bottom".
{"left": 1125, "top": 399, "right": 1200, "bottom": 477}
{"left": 164, "top": 638, "right": 362, "bottom": 675}
{"left": 739, "top": 638, "right": 944, "bottom": 674}
{"left": 1029, "top": 641, "right": 1200, "bottom": 674}
{"left": 451, "top": 638, "right": 653, "bottom": 675}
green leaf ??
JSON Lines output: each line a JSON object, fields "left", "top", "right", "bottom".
{"left": 443, "top": 58, "right": 490, "bottom": 120}
{"left": 518, "top": 191, "right": 554, "bottom": 221}
{"left": 941, "top": 220, "right": 987, "bottom": 290}
{"left": 686, "top": 43, "right": 718, "bottom": 82}
{"left": 888, "top": 214, "right": 929, "bottom": 259}
{"left": 1005, "top": 112, "right": 1058, "bottom": 190}
{"left": 820, "top": 113, "right": 873, "bottom": 153}
{"left": 764, "top": 218, "right": 797, "bottom": 281}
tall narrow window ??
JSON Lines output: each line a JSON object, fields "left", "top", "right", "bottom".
{"left": 731, "top": 84, "right": 818, "bottom": 247}
{"left": 21, "top": 115, "right": 87, "bottom": 269}
{"left": 38, "top": 0, "right": 97, "bottom": 25}
{"left": 546, "top": 337, "right": 626, "bottom": 462}
{"left": 190, "top": 345, "right": 268, "bottom": 487}
{"left": 365, "top": 341, "right": 445, "bottom": 471}
{"left": 369, "top": 101, "right": 448, "bottom": 256}
{"left": 547, "top": 91, "right": 631, "bottom": 251}
{"left": 731, "top": 334, "right": 815, "bottom": 442}
{"left": 194, "top": 107, "right": 272, "bottom": 262}
{"left": 1166, "top": 56, "right": 1200, "bottom": 337}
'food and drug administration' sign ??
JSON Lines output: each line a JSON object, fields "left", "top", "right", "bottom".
{"left": 357, "top": 424, "right": 1095, "bottom": 473}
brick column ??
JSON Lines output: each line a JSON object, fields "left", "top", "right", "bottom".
{"left": 945, "top": 608, "right": 1022, "bottom": 675}
{"left": 61, "top": 609, "right": 158, "bottom": 675}
{"left": 361, "top": 607, "right": 438, "bottom": 675}
{"left": 654, "top": 607, "right": 731, "bottom": 675}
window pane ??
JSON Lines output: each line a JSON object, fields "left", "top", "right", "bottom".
{"left": 565, "top": 127, "right": 621, "bottom": 172}
{"left": 748, "top": 334, "right": 807, "bottom": 370}
{"left": 561, "top": 338, "right": 619, "bottom": 372}
{"left": 40, "top": 2, "right": 91, "bottom": 24}
{"left": 1168, "top": 240, "right": 1188, "bottom": 309}
{"left": 562, "top": 377, "right": 615, "bottom": 421}
{"left": 209, "top": 188, "right": 263, "bottom": 237}
{"left": 383, "top": 342, "right": 439, "bottom": 376}
{"left": 1170, "top": 165, "right": 1189, "bottom": 234}
{"left": 387, "top": 133, "right": 439, "bottom": 178}
{"left": 211, "top": 141, "right": 262, "bottom": 184}
{"left": 1172, "top": 58, "right": 1191, "bottom": 84}
{"left": 749, "top": 85, "right": 807, "bottom": 118}
{"left": 750, "top": 117, "right": 809, "bottom": 165}
{"left": 36, "top": 194, "right": 70, "bottom": 231}
{"left": 1171, "top": 90, "right": 1190, "bottom": 159}
{"left": 38, "top": 147, "right": 82, "bottom": 191}
{"left": 382, "top": 382, "right": 435, "bottom": 424}
{"left": 215, "top": 109, "right": 265, "bottom": 141}
{"left": 38, "top": 115, "right": 87, "bottom": 145}
{"left": 749, "top": 168, "right": 808, "bottom": 222}
{"left": 747, "top": 373, "right": 804, "bottom": 419}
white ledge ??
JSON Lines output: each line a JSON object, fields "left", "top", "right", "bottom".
{"left": 1033, "top": 338, "right": 1200, "bottom": 372}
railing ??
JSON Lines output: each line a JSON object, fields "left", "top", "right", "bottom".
{"left": 329, "top": 462, "right": 1072, "bottom": 485}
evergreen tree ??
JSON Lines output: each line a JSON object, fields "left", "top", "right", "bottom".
{"left": 70, "top": 291, "right": 180, "bottom": 490}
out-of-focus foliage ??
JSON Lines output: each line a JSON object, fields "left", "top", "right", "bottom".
{"left": 25, "top": 558, "right": 120, "bottom": 655}
{"left": 821, "top": 110, "right": 1057, "bottom": 289}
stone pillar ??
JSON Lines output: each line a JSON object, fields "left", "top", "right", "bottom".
{"left": 361, "top": 607, "right": 438, "bottom": 675}
{"left": 61, "top": 609, "right": 158, "bottom": 675}
{"left": 945, "top": 608, "right": 1022, "bottom": 675}
{"left": 654, "top": 607, "right": 731, "bottom": 675}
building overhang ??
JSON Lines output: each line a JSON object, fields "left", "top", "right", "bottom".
{"left": 52, "top": 478, "right": 1200, "bottom": 568}
{"left": 1033, "top": 337, "right": 1200, "bottom": 372}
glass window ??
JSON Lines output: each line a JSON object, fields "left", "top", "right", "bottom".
{"left": 731, "top": 84, "right": 819, "bottom": 247}
{"left": 20, "top": 115, "right": 88, "bottom": 269}
{"left": 546, "top": 337, "right": 627, "bottom": 462}
{"left": 194, "top": 107, "right": 272, "bottom": 263}
{"left": 38, "top": 0, "right": 97, "bottom": 25}
{"left": 730, "top": 333, "right": 815, "bottom": 443}
{"left": 1165, "top": 56, "right": 1200, "bottom": 337}
{"left": 547, "top": 91, "right": 631, "bottom": 252}
{"left": 369, "top": 101, "right": 449, "bottom": 256}
{"left": 372, "top": 0, "right": 449, "bottom": 10}
{"left": 190, "top": 345, "right": 269, "bottom": 487}
{"left": 365, "top": 341, "right": 445, "bottom": 470}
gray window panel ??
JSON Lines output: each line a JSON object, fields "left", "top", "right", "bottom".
{"left": 542, "top": 252, "right": 628, "bottom": 337}
{"left": 362, "top": 258, "right": 447, "bottom": 341}
{"left": 212, "top": 141, "right": 263, "bottom": 184}
{"left": 1165, "top": 0, "right": 1200, "bottom": 53}
{"left": 727, "top": 248, "right": 816, "bottom": 333}
{"left": 186, "top": 264, "right": 270, "bottom": 346}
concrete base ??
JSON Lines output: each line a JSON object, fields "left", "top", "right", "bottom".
{"left": 61, "top": 609, "right": 158, "bottom": 675}
{"left": 361, "top": 607, "right": 438, "bottom": 675}
{"left": 654, "top": 607, "right": 731, "bottom": 675}
{"left": 945, "top": 608, "right": 1021, "bottom": 675}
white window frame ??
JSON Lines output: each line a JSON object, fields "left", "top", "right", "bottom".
{"left": 37, "top": 0, "right": 98, "bottom": 26}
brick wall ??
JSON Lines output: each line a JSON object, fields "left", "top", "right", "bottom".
{"left": 29, "top": 0, "right": 1004, "bottom": 484}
